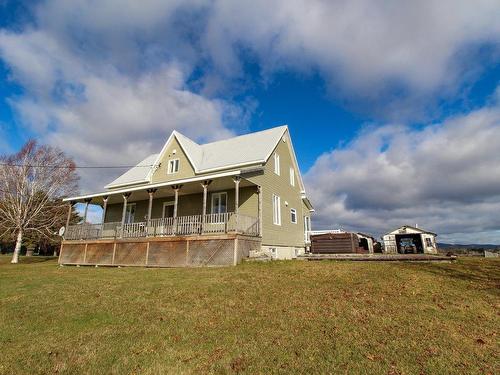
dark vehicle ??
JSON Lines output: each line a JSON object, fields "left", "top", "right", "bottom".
{"left": 399, "top": 238, "right": 417, "bottom": 254}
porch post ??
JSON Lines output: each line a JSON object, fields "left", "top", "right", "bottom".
{"left": 120, "top": 193, "right": 131, "bottom": 238}
{"left": 172, "top": 185, "right": 182, "bottom": 235}
{"left": 100, "top": 196, "right": 109, "bottom": 234}
{"left": 146, "top": 189, "right": 156, "bottom": 235}
{"left": 65, "top": 201, "right": 74, "bottom": 229}
{"left": 257, "top": 186, "right": 263, "bottom": 237}
{"left": 82, "top": 198, "right": 92, "bottom": 223}
{"left": 233, "top": 177, "right": 240, "bottom": 232}
{"left": 201, "top": 180, "right": 212, "bottom": 233}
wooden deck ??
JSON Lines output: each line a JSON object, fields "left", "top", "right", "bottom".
{"left": 299, "top": 254, "right": 456, "bottom": 262}
{"left": 59, "top": 234, "right": 262, "bottom": 267}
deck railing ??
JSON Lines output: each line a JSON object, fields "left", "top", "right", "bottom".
{"left": 64, "top": 212, "right": 259, "bottom": 240}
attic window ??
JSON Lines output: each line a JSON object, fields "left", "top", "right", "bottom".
{"left": 167, "top": 159, "right": 179, "bottom": 174}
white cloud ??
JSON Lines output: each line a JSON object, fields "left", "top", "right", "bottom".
{"left": 305, "top": 98, "right": 500, "bottom": 241}
{"left": 0, "top": 26, "right": 237, "bottom": 192}
{"left": 2, "top": 1, "right": 498, "bottom": 127}
{"left": 201, "top": 0, "right": 500, "bottom": 118}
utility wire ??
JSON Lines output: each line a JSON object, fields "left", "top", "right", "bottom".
{"left": 0, "top": 163, "right": 154, "bottom": 169}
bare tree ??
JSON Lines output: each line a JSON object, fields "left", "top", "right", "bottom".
{"left": 0, "top": 141, "right": 79, "bottom": 263}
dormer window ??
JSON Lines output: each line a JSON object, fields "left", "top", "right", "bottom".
{"left": 167, "top": 159, "right": 179, "bottom": 174}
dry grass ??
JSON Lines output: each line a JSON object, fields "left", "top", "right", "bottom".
{"left": 0, "top": 256, "right": 498, "bottom": 374}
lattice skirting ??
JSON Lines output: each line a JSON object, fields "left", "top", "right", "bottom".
{"left": 59, "top": 235, "right": 261, "bottom": 267}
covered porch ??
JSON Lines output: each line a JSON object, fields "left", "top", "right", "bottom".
{"left": 63, "top": 172, "right": 262, "bottom": 241}
{"left": 60, "top": 172, "right": 262, "bottom": 267}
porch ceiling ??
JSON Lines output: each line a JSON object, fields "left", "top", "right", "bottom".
{"left": 66, "top": 174, "right": 257, "bottom": 206}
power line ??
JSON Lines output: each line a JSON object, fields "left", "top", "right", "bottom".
{"left": 0, "top": 163, "right": 155, "bottom": 169}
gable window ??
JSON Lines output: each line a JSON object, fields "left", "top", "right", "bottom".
{"left": 290, "top": 208, "right": 297, "bottom": 224}
{"left": 289, "top": 167, "right": 295, "bottom": 186}
{"left": 211, "top": 192, "right": 227, "bottom": 214}
{"left": 167, "top": 159, "right": 179, "bottom": 174}
{"left": 274, "top": 153, "right": 280, "bottom": 175}
{"left": 272, "top": 194, "right": 281, "bottom": 225}
{"left": 124, "top": 203, "right": 136, "bottom": 224}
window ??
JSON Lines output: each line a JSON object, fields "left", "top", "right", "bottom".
{"left": 124, "top": 203, "right": 136, "bottom": 224}
{"left": 289, "top": 167, "right": 295, "bottom": 186}
{"left": 272, "top": 194, "right": 281, "bottom": 225}
{"left": 425, "top": 238, "right": 432, "bottom": 247}
{"left": 162, "top": 202, "right": 174, "bottom": 218}
{"left": 290, "top": 208, "right": 297, "bottom": 224}
{"left": 167, "top": 159, "right": 179, "bottom": 174}
{"left": 211, "top": 192, "right": 227, "bottom": 214}
{"left": 274, "top": 153, "right": 280, "bottom": 175}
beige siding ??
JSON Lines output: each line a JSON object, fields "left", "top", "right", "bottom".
{"left": 246, "top": 130, "right": 309, "bottom": 248}
{"left": 150, "top": 137, "right": 196, "bottom": 183}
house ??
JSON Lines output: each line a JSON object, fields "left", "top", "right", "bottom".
{"left": 59, "top": 125, "right": 314, "bottom": 267}
{"left": 382, "top": 225, "right": 438, "bottom": 254}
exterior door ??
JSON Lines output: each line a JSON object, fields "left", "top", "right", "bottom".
{"left": 125, "top": 203, "right": 136, "bottom": 224}
{"left": 162, "top": 202, "right": 175, "bottom": 218}
{"left": 211, "top": 192, "right": 227, "bottom": 214}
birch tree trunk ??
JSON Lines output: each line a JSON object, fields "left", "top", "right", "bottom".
{"left": 11, "top": 229, "right": 23, "bottom": 264}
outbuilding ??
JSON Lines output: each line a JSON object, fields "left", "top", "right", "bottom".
{"left": 310, "top": 231, "right": 375, "bottom": 254}
{"left": 382, "top": 225, "right": 438, "bottom": 254}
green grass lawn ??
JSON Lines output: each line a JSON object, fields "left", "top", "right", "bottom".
{"left": 0, "top": 256, "right": 498, "bottom": 374}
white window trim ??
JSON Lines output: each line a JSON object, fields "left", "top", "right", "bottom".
{"left": 290, "top": 208, "right": 297, "bottom": 224}
{"left": 289, "top": 167, "right": 295, "bottom": 186}
{"left": 125, "top": 203, "right": 136, "bottom": 224}
{"left": 162, "top": 201, "right": 174, "bottom": 219}
{"left": 274, "top": 153, "right": 280, "bottom": 175}
{"left": 211, "top": 192, "right": 228, "bottom": 214}
{"left": 167, "top": 158, "right": 180, "bottom": 174}
{"left": 272, "top": 194, "right": 281, "bottom": 225}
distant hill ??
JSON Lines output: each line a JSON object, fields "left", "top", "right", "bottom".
{"left": 438, "top": 243, "right": 500, "bottom": 250}
{"left": 437, "top": 243, "right": 499, "bottom": 256}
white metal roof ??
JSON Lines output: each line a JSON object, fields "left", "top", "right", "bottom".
{"left": 105, "top": 153, "right": 159, "bottom": 188}
{"left": 384, "top": 225, "right": 437, "bottom": 236}
{"left": 106, "top": 125, "right": 288, "bottom": 189}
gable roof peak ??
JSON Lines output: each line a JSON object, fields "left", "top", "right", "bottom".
{"left": 105, "top": 124, "right": 296, "bottom": 189}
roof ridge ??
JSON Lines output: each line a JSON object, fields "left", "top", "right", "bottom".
{"left": 198, "top": 125, "right": 287, "bottom": 147}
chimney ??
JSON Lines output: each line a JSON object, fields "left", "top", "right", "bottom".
{"left": 415, "top": 223, "right": 418, "bottom": 228}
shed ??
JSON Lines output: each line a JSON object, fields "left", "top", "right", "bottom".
{"left": 310, "top": 232, "right": 372, "bottom": 254}
{"left": 357, "top": 232, "right": 376, "bottom": 253}
{"left": 382, "top": 225, "right": 438, "bottom": 254}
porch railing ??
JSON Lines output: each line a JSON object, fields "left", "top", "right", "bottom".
{"left": 64, "top": 212, "right": 259, "bottom": 241}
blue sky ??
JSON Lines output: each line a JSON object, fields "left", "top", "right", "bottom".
{"left": 0, "top": 0, "right": 500, "bottom": 243}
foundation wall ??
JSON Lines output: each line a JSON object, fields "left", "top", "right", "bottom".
{"left": 59, "top": 235, "right": 261, "bottom": 267}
